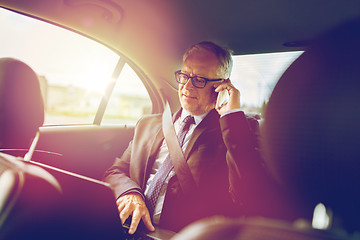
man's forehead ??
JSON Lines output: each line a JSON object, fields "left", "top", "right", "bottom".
{"left": 183, "top": 50, "right": 220, "bottom": 66}
{"left": 185, "top": 49, "right": 218, "bottom": 61}
{"left": 182, "top": 50, "right": 221, "bottom": 76}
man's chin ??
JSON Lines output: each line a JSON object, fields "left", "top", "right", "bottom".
{"left": 181, "top": 97, "right": 196, "bottom": 106}
{"left": 181, "top": 101, "right": 197, "bottom": 114}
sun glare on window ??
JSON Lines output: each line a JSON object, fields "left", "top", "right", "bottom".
{"left": 0, "top": 8, "right": 119, "bottom": 124}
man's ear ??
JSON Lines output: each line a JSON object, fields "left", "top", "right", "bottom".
{"left": 211, "top": 86, "right": 218, "bottom": 104}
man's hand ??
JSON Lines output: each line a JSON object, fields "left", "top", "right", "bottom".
{"left": 214, "top": 79, "right": 241, "bottom": 115}
{"left": 116, "top": 193, "right": 155, "bottom": 234}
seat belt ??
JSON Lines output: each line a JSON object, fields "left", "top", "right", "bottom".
{"left": 162, "top": 102, "right": 196, "bottom": 194}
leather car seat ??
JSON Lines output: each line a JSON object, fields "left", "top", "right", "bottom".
{"left": 262, "top": 17, "right": 360, "bottom": 235}
{"left": 0, "top": 152, "right": 62, "bottom": 239}
{"left": 0, "top": 152, "right": 124, "bottom": 240}
{"left": 0, "top": 58, "right": 44, "bottom": 150}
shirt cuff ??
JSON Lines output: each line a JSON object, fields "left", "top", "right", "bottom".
{"left": 119, "top": 188, "right": 145, "bottom": 200}
{"left": 220, "top": 108, "right": 243, "bottom": 118}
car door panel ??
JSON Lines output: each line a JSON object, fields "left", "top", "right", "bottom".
{"left": 35, "top": 125, "right": 135, "bottom": 180}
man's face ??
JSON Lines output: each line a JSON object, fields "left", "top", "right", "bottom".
{"left": 178, "top": 50, "right": 223, "bottom": 116}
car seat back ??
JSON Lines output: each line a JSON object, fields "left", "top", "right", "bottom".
{"left": 0, "top": 58, "right": 44, "bottom": 150}
{"left": 262, "top": 18, "right": 360, "bottom": 233}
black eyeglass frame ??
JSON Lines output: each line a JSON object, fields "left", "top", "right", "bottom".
{"left": 174, "top": 70, "right": 224, "bottom": 88}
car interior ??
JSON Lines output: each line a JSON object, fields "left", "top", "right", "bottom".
{"left": 0, "top": 0, "right": 360, "bottom": 239}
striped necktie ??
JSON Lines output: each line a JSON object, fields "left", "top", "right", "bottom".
{"left": 146, "top": 115, "right": 195, "bottom": 215}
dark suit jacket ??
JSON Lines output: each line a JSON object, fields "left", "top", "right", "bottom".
{"left": 104, "top": 109, "right": 265, "bottom": 232}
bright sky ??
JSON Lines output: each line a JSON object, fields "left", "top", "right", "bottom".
{"left": 0, "top": 8, "right": 119, "bottom": 93}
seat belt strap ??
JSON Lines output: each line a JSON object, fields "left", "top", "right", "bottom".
{"left": 162, "top": 102, "right": 196, "bottom": 194}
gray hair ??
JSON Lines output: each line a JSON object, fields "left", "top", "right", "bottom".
{"left": 183, "top": 41, "right": 233, "bottom": 79}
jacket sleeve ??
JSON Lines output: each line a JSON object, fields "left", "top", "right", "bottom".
{"left": 220, "top": 111, "right": 273, "bottom": 215}
{"left": 103, "top": 114, "right": 163, "bottom": 200}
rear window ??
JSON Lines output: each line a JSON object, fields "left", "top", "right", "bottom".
{"left": 231, "top": 52, "right": 302, "bottom": 115}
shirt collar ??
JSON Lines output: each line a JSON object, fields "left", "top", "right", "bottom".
{"left": 180, "top": 109, "right": 209, "bottom": 126}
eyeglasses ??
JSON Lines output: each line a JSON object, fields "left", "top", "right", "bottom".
{"left": 175, "top": 70, "right": 224, "bottom": 88}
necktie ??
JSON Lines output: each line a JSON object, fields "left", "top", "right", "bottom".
{"left": 146, "top": 115, "right": 195, "bottom": 215}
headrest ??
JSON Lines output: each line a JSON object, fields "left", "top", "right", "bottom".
{"left": 0, "top": 58, "right": 44, "bottom": 149}
{"left": 262, "top": 18, "right": 360, "bottom": 232}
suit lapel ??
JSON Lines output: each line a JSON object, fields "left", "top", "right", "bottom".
{"left": 142, "top": 108, "right": 182, "bottom": 186}
{"left": 138, "top": 117, "right": 163, "bottom": 189}
{"left": 184, "top": 109, "right": 220, "bottom": 158}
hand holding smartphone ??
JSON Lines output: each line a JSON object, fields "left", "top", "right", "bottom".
{"left": 216, "top": 89, "right": 229, "bottom": 108}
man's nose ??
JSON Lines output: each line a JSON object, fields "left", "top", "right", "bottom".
{"left": 184, "top": 77, "right": 195, "bottom": 89}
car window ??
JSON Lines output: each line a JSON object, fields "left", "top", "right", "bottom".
{"left": 231, "top": 51, "right": 303, "bottom": 116}
{"left": 0, "top": 7, "right": 301, "bottom": 125}
{"left": 0, "top": 8, "right": 152, "bottom": 125}
{"left": 102, "top": 63, "right": 152, "bottom": 125}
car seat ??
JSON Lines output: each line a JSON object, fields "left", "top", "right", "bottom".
{"left": 0, "top": 151, "right": 125, "bottom": 240}
{"left": 0, "top": 58, "right": 44, "bottom": 151}
{"left": 0, "top": 152, "right": 62, "bottom": 240}
{"left": 262, "top": 17, "right": 360, "bottom": 235}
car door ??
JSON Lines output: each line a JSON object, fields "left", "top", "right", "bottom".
{"left": 0, "top": 8, "right": 162, "bottom": 180}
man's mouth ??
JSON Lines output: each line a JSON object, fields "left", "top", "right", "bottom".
{"left": 182, "top": 93, "right": 197, "bottom": 99}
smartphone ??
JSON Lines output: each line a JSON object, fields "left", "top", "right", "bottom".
{"left": 216, "top": 89, "right": 229, "bottom": 108}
